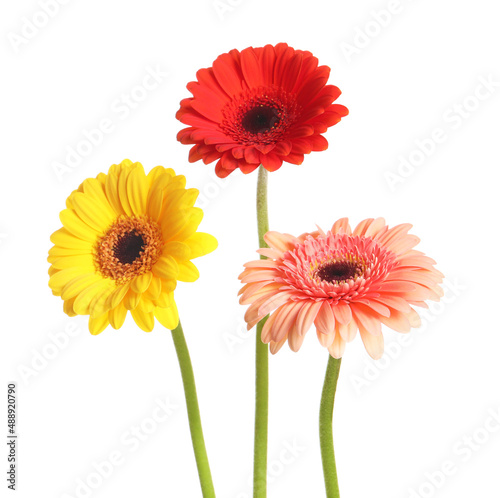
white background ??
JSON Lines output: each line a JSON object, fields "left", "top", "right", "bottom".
{"left": 1, "top": 1, "right": 500, "bottom": 497}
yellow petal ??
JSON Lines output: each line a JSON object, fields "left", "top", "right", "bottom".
{"left": 170, "top": 208, "right": 204, "bottom": 241}
{"left": 146, "top": 177, "right": 168, "bottom": 220}
{"left": 63, "top": 297, "right": 77, "bottom": 317}
{"left": 59, "top": 209, "right": 97, "bottom": 242}
{"left": 73, "top": 281, "right": 108, "bottom": 315}
{"left": 184, "top": 232, "right": 218, "bottom": 259}
{"left": 90, "top": 283, "right": 116, "bottom": 317}
{"left": 160, "top": 210, "right": 190, "bottom": 242}
{"left": 160, "top": 279, "right": 177, "bottom": 293}
{"left": 49, "top": 268, "right": 86, "bottom": 294}
{"left": 70, "top": 191, "right": 115, "bottom": 233}
{"left": 177, "top": 261, "right": 200, "bottom": 282}
{"left": 153, "top": 255, "right": 179, "bottom": 280}
{"left": 147, "top": 166, "right": 174, "bottom": 185}
{"left": 81, "top": 177, "right": 117, "bottom": 218}
{"left": 163, "top": 241, "right": 191, "bottom": 261}
{"left": 49, "top": 254, "right": 94, "bottom": 271}
{"left": 106, "top": 282, "right": 130, "bottom": 309}
{"left": 104, "top": 171, "right": 125, "bottom": 216}
{"left": 138, "top": 297, "right": 155, "bottom": 313}
{"left": 154, "top": 301, "right": 179, "bottom": 330}
{"left": 89, "top": 313, "right": 109, "bottom": 335}
{"left": 109, "top": 304, "right": 127, "bottom": 329}
{"left": 131, "top": 271, "right": 152, "bottom": 293}
{"left": 50, "top": 227, "right": 91, "bottom": 250}
{"left": 131, "top": 308, "right": 155, "bottom": 332}
{"left": 127, "top": 162, "right": 148, "bottom": 215}
{"left": 180, "top": 188, "right": 199, "bottom": 208}
{"left": 154, "top": 289, "right": 173, "bottom": 308}
{"left": 48, "top": 245, "right": 91, "bottom": 259}
{"left": 61, "top": 273, "right": 102, "bottom": 300}
{"left": 123, "top": 289, "right": 141, "bottom": 310}
{"left": 118, "top": 166, "right": 133, "bottom": 216}
{"left": 144, "top": 276, "right": 161, "bottom": 300}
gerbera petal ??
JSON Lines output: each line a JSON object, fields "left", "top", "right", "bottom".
{"left": 271, "top": 301, "right": 303, "bottom": 343}
{"left": 295, "top": 300, "right": 323, "bottom": 336}
{"left": 288, "top": 325, "right": 307, "bottom": 352}
{"left": 331, "top": 302, "right": 352, "bottom": 325}
{"left": 269, "top": 337, "right": 288, "bottom": 355}
{"left": 131, "top": 308, "right": 155, "bottom": 332}
{"left": 241, "top": 47, "right": 264, "bottom": 88}
{"left": 154, "top": 301, "right": 179, "bottom": 330}
{"left": 164, "top": 241, "right": 191, "bottom": 261}
{"left": 131, "top": 272, "right": 153, "bottom": 294}
{"left": 183, "top": 232, "right": 218, "bottom": 259}
{"left": 331, "top": 218, "right": 352, "bottom": 235}
{"left": 177, "top": 261, "right": 200, "bottom": 282}
{"left": 359, "top": 325, "right": 384, "bottom": 360}
{"left": 123, "top": 289, "right": 141, "bottom": 311}
{"left": 126, "top": 162, "right": 148, "bottom": 215}
{"left": 263, "top": 231, "right": 298, "bottom": 252}
{"left": 153, "top": 256, "right": 179, "bottom": 280}
{"left": 338, "top": 320, "right": 357, "bottom": 342}
{"left": 61, "top": 273, "right": 102, "bottom": 301}
{"left": 317, "top": 329, "right": 335, "bottom": 348}
{"left": 351, "top": 306, "right": 382, "bottom": 336}
{"left": 109, "top": 304, "right": 127, "bottom": 329}
{"left": 89, "top": 313, "right": 109, "bottom": 335}
{"left": 328, "top": 333, "right": 347, "bottom": 359}
{"left": 50, "top": 227, "right": 91, "bottom": 250}
{"left": 59, "top": 209, "right": 97, "bottom": 242}
{"left": 314, "top": 301, "right": 336, "bottom": 335}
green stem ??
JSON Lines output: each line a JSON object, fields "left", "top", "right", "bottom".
{"left": 319, "top": 355, "right": 342, "bottom": 498}
{"left": 254, "top": 166, "right": 269, "bottom": 498}
{"left": 171, "top": 321, "right": 216, "bottom": 498}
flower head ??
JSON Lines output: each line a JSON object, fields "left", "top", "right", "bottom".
{"left": 177, "top": 43, "right": 348, "bottom": 178}
{"left": 239, "top": 218, "right": 443, "bottom": 359}
{"left": 48, "top": 160, "right": 217, "bottom": 334}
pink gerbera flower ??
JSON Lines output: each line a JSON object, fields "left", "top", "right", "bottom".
{"left": 238, "top": 218, "right": 443, "bottom": 359}
{"left": 176, "top": 43, "right": 348, "bottom": 178}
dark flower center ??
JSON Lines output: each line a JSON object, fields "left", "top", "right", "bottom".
{"left": 113, "top": 230, "right": 145, "bottom": 264}
{"left": 316, "top": 261, "right": 363, "bottom": 284}
{"left": 241, "top": 105, "right": 281, "bottom": 134}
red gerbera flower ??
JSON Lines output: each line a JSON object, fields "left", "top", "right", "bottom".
{"left": 176, "top": 43, "right": 348, "bottom": 178}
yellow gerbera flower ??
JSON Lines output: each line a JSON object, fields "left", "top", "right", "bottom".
{"left": 48, "top": 159, "right": 217, "bottom": 334}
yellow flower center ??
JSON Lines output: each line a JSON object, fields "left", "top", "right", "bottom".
{"left": 94, "top": 216, "right": 163, "bottom": 284}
